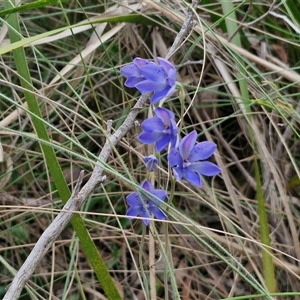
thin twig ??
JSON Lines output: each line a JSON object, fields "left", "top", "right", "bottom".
{"left": 245, "top": 0, "right": 278, "bottom": 27}
{"left": 166, "top": 0, "right": 199, "bottom": 60}
{"left": 176, "top": 59, "right": 203, "bottom": 68}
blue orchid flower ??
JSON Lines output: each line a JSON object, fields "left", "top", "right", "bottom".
{"left": 138, "top": 107, "right": 178, "bottom": 152}
{"left": 126, "top": 181, "right": 167, "bottom": 226}
{"left": 120, "top": 57, "right": 177, "bottom": 104}
{"left": 168, "top": 131, "right": 221, "bottom": 187}
{"left": 144, "top": 155, "right": 158, "bottom": 172}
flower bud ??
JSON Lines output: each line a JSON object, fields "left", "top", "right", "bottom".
{"left": 144, "top": 155, "right": 158, "bottom": 172}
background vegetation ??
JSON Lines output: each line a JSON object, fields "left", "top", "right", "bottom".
{"left": 0, "top": 0, "right": 300, "bottom": 299}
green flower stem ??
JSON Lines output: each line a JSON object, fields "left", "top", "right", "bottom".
{"left": 153, "top": 225, "right": 181, "bottom": 300}
{"left": 164, "top": 160, "right": 176, "bottom": 298}
{"left": 139, "top": 225, "right": 150, "bottom": 299}
{"left": 147, "top": 108, "right": 157, "bottom": 300}
{"left": 4, "top": 1, "right": 121, "bottom": 299}
{"left": 177, "top": 82, "right": 185, "bottom": 134}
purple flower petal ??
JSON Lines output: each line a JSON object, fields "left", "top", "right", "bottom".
{"left": 167, "top": 68, "right": 177, "bottom": 87}
{"left": 150, "top": 87, "right": 171, "bottom": 104}
{"left": 169, "top": 119, "right": 178, "bottom": 147}
{"left": 141, "top": 210, "right": 151, "bottom": 226}
{"left": 141, "top": 180, "right": 153, "bottom": 192}
{"left": 138, "top": 131, "right": 163, "bottom": 144}
{"left": 148, "top": 205, "right": 167, "bottom": 220}
{"left": 133, "top": 57, "right": 150, "bottom": 68}
{"left": 126, "top": 192, "right": 141, "bottom": 206}
{"left": 120, "top": 64, "right": 140, "bottom": 77}
{"left": 190, "top": 161, "right": 221, "bottom": 176}
{"left": 157, "top": 57, "right": 176, "bottom": 74}
{"left": 151, "top": 189, "right": 167, "bottom": 204}
{"left": 142, "top": 219, "right": 150, "bottom": 226}
{"left": 154, "top": 107, "right": 175, "bottom": 126}
{"left": 124, "top": 77, "right": 144, "bottom": 88}
{"left": 140, "top": 64, "right": 167, "bottom": 82}
{"left": 184, "top": 168, "right": 202, "bottom": 187}
{"left": 179, "top": 131, "right": 197, "bottom": 160}
{"left": 168, "top": 148, "right": 183, "bottom": 167}
{"left": 188, "top": 141, "right": 217, "bottom": 162}
{"left": 164, "top": 84, "right": 176, "bottom": 99}
{"left": 135, "top": 80, "right": 166, "bottom": 93}
{"left": 126, "top": 206, "right": 143, "bottom": 219}
{"left": 141, "top": 117, "right": 165, "bottom": 132}
{"left": 157, "top": 57, "right": 177, "bottom": 89}
{"left": 173, "top": 166, "right": 183, "bottom": 181}
{"left": 155, "top": 135, "right": 171, "bottom": 152}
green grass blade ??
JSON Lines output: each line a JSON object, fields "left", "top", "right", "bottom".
{"left": 284, "top": 0, "right": 300, "bottom": 28}
{"left": 0, "top": 14, "right": 155, "bottom": 55}
{"left": 254, "top": 156, "right": 277, "bottom": 293}
{"left": 0, "top": 0, "right": 70, "bottom": 17}
{"left": 4, "top": 1, "right": 121, "bottom": 299}
{"left": 5, "top": 7, "right": 70, "bottom": 201}
{"left": 220, "top": 0, "right": 250, "bottom": 102}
